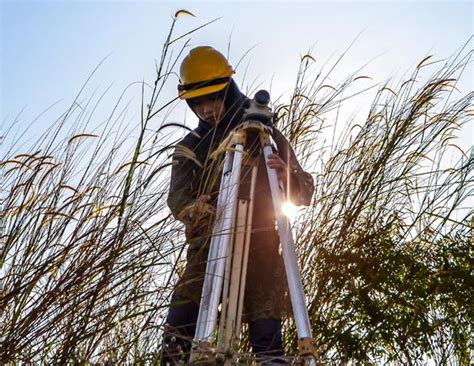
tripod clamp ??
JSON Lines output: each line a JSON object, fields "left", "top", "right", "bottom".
{"left": 210, "top": 90, "right": 275, "bottom": 162}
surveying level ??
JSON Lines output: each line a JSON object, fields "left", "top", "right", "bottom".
{"left": 190, "top": 90, "right": 317, "bottom": 365}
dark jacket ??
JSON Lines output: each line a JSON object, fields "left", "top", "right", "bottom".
{"left": 167, "top": 80, "right": 314, "bottom": 321}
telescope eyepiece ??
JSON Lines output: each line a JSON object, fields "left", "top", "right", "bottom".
{"left": 242, "top": 89, "right": 273, "bottom": 127}
{"left": 255, "top": 90, "right": 270, "bottom": 106}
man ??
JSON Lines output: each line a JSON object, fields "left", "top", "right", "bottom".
{"left": 162, "top": 46, "right": 314, "bottom": 365}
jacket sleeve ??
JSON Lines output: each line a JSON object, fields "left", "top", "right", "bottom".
{"left": 167, "top": 145, "right": 199, "bottom": 224}
{"left": 272, "top": 128, "right": 314, "bottom": 206}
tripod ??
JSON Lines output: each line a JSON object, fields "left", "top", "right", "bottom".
{"left": 190, "top": 90, "right": 317, "bottom": 365}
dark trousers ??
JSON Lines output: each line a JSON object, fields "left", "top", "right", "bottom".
{"left": 161, "top": 294, "right": 287, "bottom": 364}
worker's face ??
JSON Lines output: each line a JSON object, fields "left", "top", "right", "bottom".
{"left": 188, "top": 93, "right": 226, "bottom": 124}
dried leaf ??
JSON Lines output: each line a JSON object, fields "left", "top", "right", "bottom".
{"left": 14, "top": 153, "right": 36, "bottom": 159}
{"left": 44, "top": 211, "right": 77, "bottom": 221}
{"left": 59, "top": 185, "right": 78, "bottom": 193}
{"left": 291, "top": 93, "right": 312, "bottom": 103}
{"left": 174, "top": 9, "right": 195, "bottom": 18}
{"left": 4, "top": 166, "right": 19, "bottom": 177}
{"left": 68, "top": 134, "right": 99, "bottom": 144}
{"left": 353, "top": 76, "right": 372, "bottom": 81}
{"left": 401, "top": 78, "right": 417, "bottom": 89}
{"left": 319, "top": 84, "right": 336, "bottom": 92}
{"left": 173, "top": 145, "right": 203, "bottom": 168}
{"left": 158, "top": 122, "right": 201, "bottom": 138}
{"left": 381, "top": 87, "right": 397, "bottom": 96}
{"left": 440, "top": 136, "right": 457, "bottom": 147}
{"left": 37, "top": 161, "right": 59, "bottom": 168}
{"left": 38, "top": 164, "right": 61, "bottom": 188}
{"left": 0, "top": 159, "right": 32, "bottom": 170}
{"left": 91, "top": 204, "right": 120, "bottom": 218}
{"left": 301, "top": 54, "right": 316, "bottom": 63}
{"left": 447, "top": 143, "right": 468, "bottom": 159}
{"left": 143, "top": 162, "right": 174, "bottom": 189}
{"left": 416, "top": 55, "right": 433, "bottom": 69}
{"left": 115, "top": 161, "right": 150, "bottom": 175}
{"left": 73, "top": 202, "right": 95, "bottom": 215}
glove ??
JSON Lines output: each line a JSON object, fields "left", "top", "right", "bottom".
{"left": 178, "top": 194, "right": 215, "bottom": 239}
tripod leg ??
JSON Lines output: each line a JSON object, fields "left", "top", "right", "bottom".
{"left": 191, "top": 144, "right": 245, "bottom": 361}
{"left": 262, "top": 145, "right": 317, "bottom": 365}
{"left": 235, "top": 164, "right": 257, "bottom": 338}
{"left": 217, "top": 163, "right": 257, "bottom": 357}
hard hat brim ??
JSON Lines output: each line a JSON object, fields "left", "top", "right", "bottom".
{"left": 179, "top": 81, "right": 228, "bottom": 100}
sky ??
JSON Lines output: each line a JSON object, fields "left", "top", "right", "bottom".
{"left": 1, "top": 0, "right": 473, "bottom": 153}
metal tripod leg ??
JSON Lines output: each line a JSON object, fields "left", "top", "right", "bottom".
{"left": 263, "top": 144, "right": 318, "bottom": 365}
{"left": 217, "top": 163, "right": 257, "bottom": 360}
{"left": 191, "top": 144, "right": 245, "bottom": 362}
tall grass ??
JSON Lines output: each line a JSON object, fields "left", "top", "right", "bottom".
{"left": 1, "top": 13, "right": 472, "bottom": 364}
{"left": 277, "top": 41, "right": 473, "bottom": 364}
{"left": 0, "top": 12, "right": 200, "bottom": 364}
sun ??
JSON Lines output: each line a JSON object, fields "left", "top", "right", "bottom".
{"left": 281, "top": 201, "right": 298, "bottom": 221}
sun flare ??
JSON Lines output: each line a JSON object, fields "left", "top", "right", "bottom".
{"left": 282, "top": 201, "right": 298, "bottom": 221}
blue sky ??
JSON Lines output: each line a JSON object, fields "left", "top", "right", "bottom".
{"left": 1, "top": 1, "right": 473, "bottom": 151}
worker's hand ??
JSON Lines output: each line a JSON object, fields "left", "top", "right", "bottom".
{"left": 266, "top": 153, "right": 288, "bottom": 184}
{"left": 179, "top": 195, "right": 215, "bottom": 239}
{"left": 192, "top": 194, "right": 215, "bottom": 220}
{"left": 178, "top": 194, "right": 215, "bottom": 224}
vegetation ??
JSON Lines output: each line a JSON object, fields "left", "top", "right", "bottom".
{"left": 1, "top": 13, "right": 472, "bottom": 365}
{"left": 277, "top": 43, "right": 473, "bottom": 364}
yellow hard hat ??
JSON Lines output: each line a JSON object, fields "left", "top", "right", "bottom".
{"left": 178, "top": 46, "right": 234, "bottom": 100}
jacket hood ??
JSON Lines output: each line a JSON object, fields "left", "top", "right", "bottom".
{"left": 188, "top": 79, "right": 247, "bottom": 141}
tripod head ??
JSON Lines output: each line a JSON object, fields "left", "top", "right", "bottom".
{"left": 237, "top": 90, "right": 277, "bottom": 157}
{"left": 242, "top": 90, "right": 276, "bottom": 127}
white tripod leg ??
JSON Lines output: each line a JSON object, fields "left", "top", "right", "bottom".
{"left": 192, "top": 144, "right": 245, "bottom": 356}
{"left": 263, "top": 145, "right": 317, "bottom": 365}
{"left": 217, "top": 163, "right": 257, "bottom": 357}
